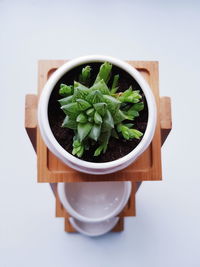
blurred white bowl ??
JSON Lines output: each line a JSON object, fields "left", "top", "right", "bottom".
{"left": 57, "top": 181, "right": 132, "bottom": 223}
{"left": 69, "top": 217, "right": 119, "bottom": 237}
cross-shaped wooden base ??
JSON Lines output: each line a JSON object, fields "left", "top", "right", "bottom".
{"left": 25, "top": 60, "right": 172, "bottom": 233}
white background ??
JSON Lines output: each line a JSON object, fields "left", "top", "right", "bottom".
{"left": 0, "top": 0, "right": 200, "bottom": 266}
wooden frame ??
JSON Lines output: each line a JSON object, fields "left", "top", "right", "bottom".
{"left": 25, "top": 60, "right": 172, "bottom": 233}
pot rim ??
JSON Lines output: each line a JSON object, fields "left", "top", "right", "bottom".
{"left": 38, "top": 55, "right": 157, "bottom": 170}
{"left": 68, "top": 217, "right": 119, "bottom": 237}
{"left": 57, "top": 181, "right": 132, "bottom": 223}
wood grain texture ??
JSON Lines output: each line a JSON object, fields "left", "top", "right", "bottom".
{"left": 36, "top": 60, "right": 163, "bottom": 183}
{"left": 25, "top": 94, "right": 37, "bottom": 152}
{"left": 64, "top": 217, "right": 124, "bottom": 233}
{"left": 160, "top": 97, "right": 172, "bottom": 145}
{"left": 55, "top": 182, "right": 136, "bottom": 218}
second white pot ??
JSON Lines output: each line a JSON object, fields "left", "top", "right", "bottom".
{"left": 57, "top": 181, "right": 132, "bottom": 223}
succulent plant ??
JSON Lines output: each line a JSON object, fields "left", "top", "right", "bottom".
{"left": 58, "top": 62, "right": 144, "bottom": 158}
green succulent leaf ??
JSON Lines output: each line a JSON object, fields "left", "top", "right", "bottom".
{"left": 73, "top": 82, "right": 90, "bottom": 100}
{"left": 94, "top": 111, "right": 102, "bottom": 124}
{"left": 61, "top": 102, "right": 79, "bottom": 118}
{"left": 128, "top": 129, "right": 143, "bottom": 139}
{"left": 118, "top": 87, "right": 142, "bottom": 103}
{"left": 86, "top": 90, "right": 104, "bottom": 104}
{"left": 77, "top": 122, "right": 92, "bottom": 141}
{"left": 124, "top": 123, "right": 134, "bottom": 128}
{"left": 94, "top": 145, "right": 104, "bottom": 157}
{"left": 86, "top": 108, "right": 95, "bottom": 117}
{"left": 93, "top": 102, "right": 107, "bottom": 117}
{"left": 94, "top": 62, "right": 112, "bottom": 85}
{"left": 58, "top": 61, "right": 145, "bottom": 158}
{"left": 89, "top": 124, "right": 101, "bottom": 141}
{"left": 76, "top": 99, "right": 91, "bottom": 111}
{"left": 59, "top": 84, "right": 73, "bottom": 96}
{"left": 62, "top": 116, "right": 77, "bottom": 130}
{"left": 132, "top": 102, "right": 144, "bottom": 111}
{"left": 123, "top": 102, "right": 144, "bottom": 120}
{"left": 88, "top": 117, "right": 94, "bottom": 123}
{"left": 103, "top": 95, "right": 121, "bottom": 115}
{"left": 110, "top": 74, "right": 119, "bottom": 94}
{"left": 102, "top": 110, "right": 114, "bottom": 131}
{"left": 76, "top": 113, "right": 87, "bottom": 123}
{"left": 94, "top": 130, "right": 111, "bottom": 156}
{"left": 90, "top": 79, "right": 110, "bottom": 95}
{"left": 79, "top": 65, "right": 91, "bottom": 86}
{"left": 112, "top": 109, "right": 127, "bottom": 124}
{"left": 111, "top": 128, "right": 119, "bottom": 139}
{"left": 72, "top": 139, "right": 84, "bottom": 158}
{"left": 58, "top": 95, "right": 73, "bottom": 106}
{"left": 117, "top": 124, "right": 143, "bottom": 140}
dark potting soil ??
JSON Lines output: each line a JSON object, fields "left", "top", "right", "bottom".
{"left": 48, "top": 63, "right": 148, "bottom": 163}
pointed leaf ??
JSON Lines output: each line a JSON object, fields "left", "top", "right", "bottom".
{"left": 90, "top": 79, "right": 110, "bottom": 95}
{"left": 79, "top": 65, "right": 91, "bottom": 85}
{"left": 58, "top": 95, "right": 73, "bottom": 106}
{"left": 94, "top": 111, "right": 102, "bottom": 124}
{"left": 86, "top": 108, "right": 95, "bottom": 117}
{"left": 103, "top": 95, "right": 121, "bottom": 114}
{"left": 132, "top": 102, "right": 144, "bottom": 111}
{"left": 94, "top": 145, "right": 104, "bottom": 156}
{"left": 76, "top": 99, "right": 91, "bottom": 111}
{"left": 61, "top": 102, "right": 79, "bottom": 118}
{"left": 62, "top": 116, "right": 77, "bottom": 130}
{"left": 89, "top": 124, "right": 101, "bottom": 141}
{"left": 111, "top": 129, "right": 119, "bottom": 139}
{"left": 73, "top": 82, "right": 90, "bottom": 100}
{"left": 86, "top": 90, "right": 104, "bottom": 104}
{"left": 94, "top": 62, "right": 112, "bottom": 84}
{"left": 110, "top": 74, "right": 119, "bottom": 94}
{"left": 112, "top": 109, "right": 127, "bottom": 124}
{"left": 99, "top": 130, "right": 111, "bottom": 153}
{"left": 93, "top": 102, "right": 107, "bottom": 116}
{"left": 76, "top": 146, "right": 84, "bottom": 157}
{"left": 76, "top": 113, "right": 87, "bottom": 123}
{"left": 102, "top": 110, "right": 114, "bottom": 132}
{"left": 77, "top": 122, "right": 92, "bottom": 141}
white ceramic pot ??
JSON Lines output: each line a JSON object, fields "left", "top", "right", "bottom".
{"left": 38, "top": 55, "right": 157, "bottom": 175}
{"left": 57, "top": 181, "right": 132, "bottom": 223}
{"left": 69, "top": 217, "right": 119, "bottom": 237}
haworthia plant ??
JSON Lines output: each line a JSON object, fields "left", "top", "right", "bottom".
{"left": 58, "top": 62, "right": 144, "bottom": 158}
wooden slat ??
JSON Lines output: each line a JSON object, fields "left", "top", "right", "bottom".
{"left": 25, "top": 94, "right": 37, "bottom": 152}
{"left": 160, "top": 97, "right": 172, "bottom": 145}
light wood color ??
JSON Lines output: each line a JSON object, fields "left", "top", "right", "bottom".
{"left": 160, "top": 97, "right": 172, "bottom": 145}
{"left": 64, "top": 217, "right": 124, "bottom": 233}
{"left": 55, "top": 182, "right": 136, "bottom": 218}
{"left": 36, "top": 60, "right": 163, "bottom": 183}
{"left": 25, "top": 94, "right": 37, "bottom": 152}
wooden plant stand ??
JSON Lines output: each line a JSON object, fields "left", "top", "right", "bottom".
{"left": 25, "top": 60, "right": 172, "bottom": 233}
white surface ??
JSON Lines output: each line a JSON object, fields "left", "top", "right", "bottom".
{"left": 0, "top": 0, "right": 200, "bottom": 266}
{"left": 57, "top": 182, "right": 131, "bottom": 222}
{"left": 38, "top": 55, "right": 157, "bottom": 174}
{"left": 69, "top": 217, "right": 119, "bottom": 237}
